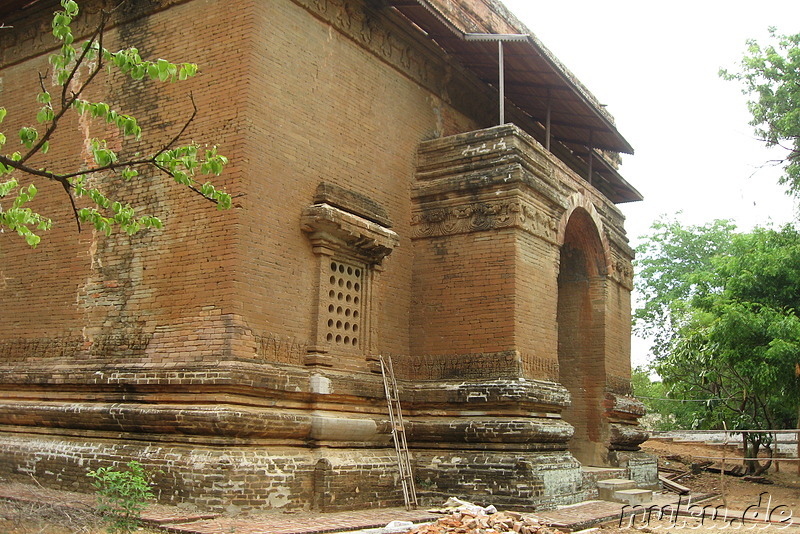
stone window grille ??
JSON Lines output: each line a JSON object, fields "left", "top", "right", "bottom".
{"left": 324, "top": 258, "right": 364, "bottom": 350}
{"left": 301, "top": 184, "right": 398, "bottom": 366}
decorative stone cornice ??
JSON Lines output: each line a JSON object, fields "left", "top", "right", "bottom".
{"left": 411, "top": 193, "right": 558, "bottom": 244}
{"left": 301, "top": 202, "right": 399, "bottom": 264}
{"left": 409, "top": 417, "right": 574, "bottom": 448}
{"left": 605, "top": 392, "right": 646, "bottom": 419}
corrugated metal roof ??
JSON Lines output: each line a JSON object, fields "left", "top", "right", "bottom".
{"left": 388, "top": 0, "right": 633, "bottom": 155}
{"left": 387, "top": 0, "right": 641, "bottom": 203}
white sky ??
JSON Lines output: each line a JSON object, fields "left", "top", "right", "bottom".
{"left": 501, "top": 0, "right": 800, "bottom": 366}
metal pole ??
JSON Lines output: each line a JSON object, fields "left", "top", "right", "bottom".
{"left": 545, "top": 88, "right": 551, "bottom": 151}
{"left": 587, "top": 131, "right": 593, "bottom": 184}
{"left": 498, "top": 40, "right": 504, "bottom": 125}
{"left": 463, "top": 33, "right": 527, "bottom": 126}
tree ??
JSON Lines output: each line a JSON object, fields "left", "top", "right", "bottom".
{"left": 721, "top": 30, "right": 800, "bottom": 197}
{"left": 0, "top": 0, "right": 231, "bottom": 247}
{"left": 635, "top": 220, "right": 800, "bottom": 474}
{"left": 631, "top": 366, "right": 699, "bottom": 431}
{"left": 633, "top": 217, "right": 737, "bottom": 361}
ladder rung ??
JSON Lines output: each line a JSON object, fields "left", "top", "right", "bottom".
{"left": 379, "top": 355, "right": 418, "bottom": 509}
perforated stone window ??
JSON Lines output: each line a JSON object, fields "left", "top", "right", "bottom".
{"left": 301, "top": 185, "right": 398, "bottom": 365}
{"left": 324, "top": 260, "right": 364, "bottom": 349}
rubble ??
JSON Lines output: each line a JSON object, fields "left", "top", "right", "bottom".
{"left": 406, "top": 510, "right": 561, "bottom": 534}
{"left": 406, "top": 499, "right": 562, "bottom": 534}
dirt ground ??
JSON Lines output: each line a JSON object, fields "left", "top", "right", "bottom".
{"left": 0, "top": 498, "right": 161, "bottom": 534}
{"left": 1, "top": 438, "right": 799, "bottom": 533}
{"left": 599, "top": 439, "right": 800, "bottom": 533}
{"left": 641, "top": 439, "right": 800, "bottom": 511}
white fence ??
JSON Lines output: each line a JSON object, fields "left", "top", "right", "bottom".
{"left": 652, "top": 429, "right": 800, "bottom": 475}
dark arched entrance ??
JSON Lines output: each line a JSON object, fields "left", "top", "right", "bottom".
{"left": 557, "top": 208, "right": 608, "bottom": 466}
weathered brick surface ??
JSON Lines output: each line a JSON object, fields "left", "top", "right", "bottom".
{"left": 414, "top": 450, "right": 587, "bottom": 510}
{"left": 409, "top": 125, "right": 642, "bottom": 468}
{"left": 0, "top": 0, "right": 650, "bottom": 512}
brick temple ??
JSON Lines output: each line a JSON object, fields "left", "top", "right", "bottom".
{"left": 0, "top": 0, "right": 655, "bottom": 512}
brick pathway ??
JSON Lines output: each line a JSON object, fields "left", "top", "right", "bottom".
{"left": 0, "top": 482, "right": 436, "bottom": 534}
{"left": 0, "top": 481, "right": 720, "bottom": 534}
{"left": 536, "top": 493, "right": 722, "bottom": 531}
{"left": 163, "top": 509, "right": 438, "bottom": 534}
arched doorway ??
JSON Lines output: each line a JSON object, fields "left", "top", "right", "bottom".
{"left": 557, "top": 208, "right": 608, "bottom": 466}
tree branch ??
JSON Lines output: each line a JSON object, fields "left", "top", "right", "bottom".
{"left": 154, "top": 93, "right": 197, "bottom": 159}
{"left": 60, "top": 10, "right": 106, "bottom": 110}
{"left": 20, "top": 24, "right": 107, "bottom": 165}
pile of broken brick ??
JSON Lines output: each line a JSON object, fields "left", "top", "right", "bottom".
{"left": 404, "top": 498, "right": 561, "bottom": 534}
{"left": 406, "top": 510, "right": 561, "bottom": 534}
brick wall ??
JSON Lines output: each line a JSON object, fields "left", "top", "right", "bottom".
{"left": 0, "top": 0, "right": 649, "bottom": 511}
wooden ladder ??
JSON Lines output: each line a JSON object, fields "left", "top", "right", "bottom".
{"left": 379, "top": 355, "right": 418, "bottom": 510}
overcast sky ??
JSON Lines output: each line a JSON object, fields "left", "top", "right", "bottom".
{"left": 501, "top": 0, "right": 800, "bottom": 365}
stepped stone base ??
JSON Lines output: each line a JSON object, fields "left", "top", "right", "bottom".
{"left": 415, "top": 450, "right": 588, "bottom": 511}
{"left": 597, "top": 478, "right": 636, "bottom": 501}
{"left": 607, "top": 450, "right": 660, "bottom": 489}
{"left": 613, "top": 488, "right": 654, "bottom": 505}
{"left": 0, "top": 433, "right": 405, "bottom": 513}
{"left": 597, "top": 478, "right": 653, "bottom": 506}
{"left": 0, "top": 432, "right": 604, "bottom": 513}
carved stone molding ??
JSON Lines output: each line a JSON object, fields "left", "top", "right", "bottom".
{"left": 609, "top": 257, "right": 634, "bottom": 290}
{"left": 301, "top": 203, "right": 399, "bottom": 264}
{"left": 410, "top": 377, "right": 571, "bottom": 410}
{"left": 605, "top": 392, "right": 646, "bottom": 420}
{"left": 411, "top": 195, "right": 558, "bottom": 243}
{"left": 409, "top": 417, "right": 574, "bottom": 448}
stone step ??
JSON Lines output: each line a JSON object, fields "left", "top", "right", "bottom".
{"left": 581, "top": 467, "right": 626, "bottom": 486}
{"left": 613, "top": 488, "right": 654, "bottom": 505}
{"left": 596, "top": 478, "right": 636, "bottom": 501}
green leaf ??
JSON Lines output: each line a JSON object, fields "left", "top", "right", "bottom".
{"left": 0, "top": 178, "right": 18, "bottom": 197}
{"left": 60, "top": 0, "right": 79, "bottom": 16}
{"left": 158, "top": 65, "right": 170, "bottom": 82}
{"left": 24, "top": 231, "right": 41, "bottom": 247}
{"left": 18, "top": 126, "right": 38, "bottom": 148}
{"left": 36, "top": 107, "right": 54, "bottom": 124}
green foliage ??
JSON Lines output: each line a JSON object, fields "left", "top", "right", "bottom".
{"left": 0, "top": 0, "right": 232, "bottom": 247}
{"left": 0, "top": 178, "right": 52, "bottom": 247}
{"left": 721, "top": 29, "right": 800, "bottom": 197}
{"left": 634, "top": 217, "right": 737, "bottom": 360}
{"left": 87, "top": 461, "right": 156, "bottom": 534}
{"left": 636, "top": 219, "right": 800, "bottom": 470}
{"left": 631, "top": 366, "right": 700, "bottom": 431}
